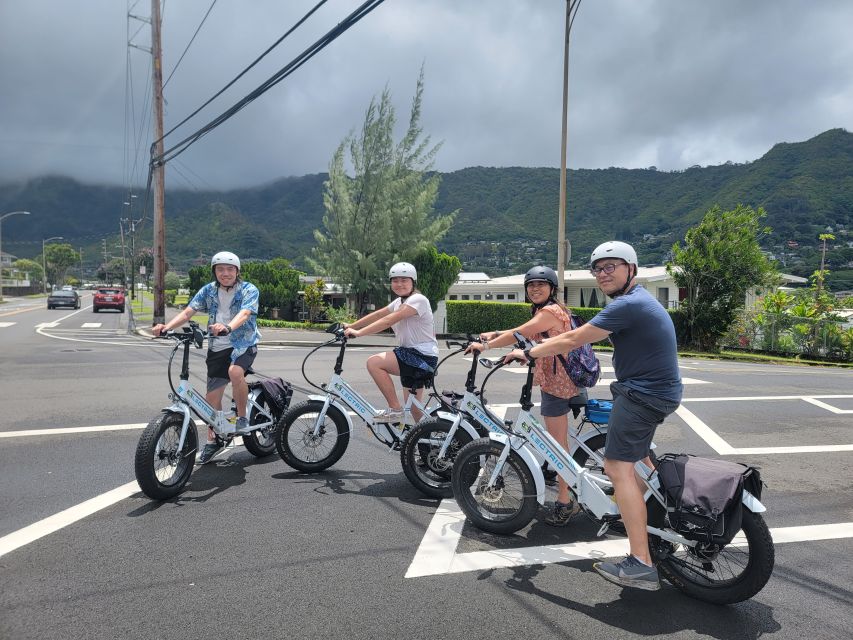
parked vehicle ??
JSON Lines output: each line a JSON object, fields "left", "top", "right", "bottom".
{"left": 47, "top": 289, "right": 80, "bottom": 310}
{"left": 93, "top": 287, "right": 125, "bottom": 313}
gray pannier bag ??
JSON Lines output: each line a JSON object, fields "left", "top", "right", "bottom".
{"left": 656, "top": 453, "right": 764, "bottom": 546}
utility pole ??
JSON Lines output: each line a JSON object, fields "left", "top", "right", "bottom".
{"left": 556, "top": 0, "right": 581, "bottom": 302}
{"left": 102, "top": 238, "right": 109, "bottom": 283}
{"left": 151, "top": 0, "right": 167, "bottom": 324}
{"left": 119, "top": 219, "right": 129, "bottom": 290}
{"left": 79, "top": 247, "right": 84, "bottom": 284}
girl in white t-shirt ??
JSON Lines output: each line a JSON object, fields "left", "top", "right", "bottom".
{"left": 343, "top": 262, "right": 438, "bottom": 421}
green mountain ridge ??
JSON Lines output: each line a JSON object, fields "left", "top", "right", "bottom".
{"left": 1, "top": 128, "right": 851, "bottom": 288}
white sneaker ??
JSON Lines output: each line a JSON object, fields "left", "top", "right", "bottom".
{"left": 374, "top": 407, "right": 404, "bottom": 422}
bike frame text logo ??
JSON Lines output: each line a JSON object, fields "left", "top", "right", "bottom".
{"left": 332, "top": 380, "right": 370, "bottom": 415}
{"left": 464, "top": 399, "right": 502, "bottom": 432}
{"left": 523, "top": 421, "right": 565, "bottom": 471}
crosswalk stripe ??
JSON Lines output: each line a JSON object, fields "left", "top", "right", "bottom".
{"left": 0, "top": 322, "right": 16, "bottom": 328}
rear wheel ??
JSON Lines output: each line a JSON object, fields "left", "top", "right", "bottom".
{"left": 134, "top": 412, "right": 197, "bottom": 500}
{"left": 276, "top": 400, "right": 350, "bottom": 472}
{"left": 400, "top": 417, "right": 474, "bottom": 498}
{"left": 242, "top": 396, "right": 277, "bottom": 458}
{"left": 451, "top": 438, "right": 538, "bottom": 535}
{"left": 649, "top": 502, "right": 775, "bottom": 604}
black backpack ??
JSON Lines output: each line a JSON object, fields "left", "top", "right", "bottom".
{"left": 656, "top": 453, "right": 763, "bottom": 545}
{"left": 257, "top": 377, "right": 293, "bottom": 419}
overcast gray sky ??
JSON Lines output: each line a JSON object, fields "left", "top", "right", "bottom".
{"left": 2, "top": 0, "right": 852, "bottom": 190}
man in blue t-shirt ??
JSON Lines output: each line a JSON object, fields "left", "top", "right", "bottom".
{"left": 508, "top": 241, "right": 682, "bottom": 592}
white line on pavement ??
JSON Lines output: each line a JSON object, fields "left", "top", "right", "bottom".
{"left": 0, "top": 481, "right": 140, "bottom": 559}
{"left": 405, "top": 499, "right": 853, "bottom": 578}
{"left": 0, "top": 423, "right": 148, "bottom": 438}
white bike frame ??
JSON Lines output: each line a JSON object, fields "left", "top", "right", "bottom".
{"left": 308, "top": 373, "right": 439, "bottom": 444}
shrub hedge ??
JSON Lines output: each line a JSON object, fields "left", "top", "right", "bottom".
{"left": 447, "top": 300, "right": 689, "bottom": 345}
{"left": 447, "top": 301, "right": 601, "bottom": 335}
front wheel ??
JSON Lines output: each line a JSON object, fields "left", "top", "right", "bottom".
{"left": 134, "top": 412, "right": 197, "bottom": 500}
{"left": 276, "top": 400, "right": 350, "bottom": 472}
{"left": 400, "top": 417, "right": 474, "bottom": 499}
{"left": 451, "top": 438, "right": 538, "bottom": 535}
{"left": 241, "top": 396, "right": 277, "bottom": 458}
{"left": 650, "top": 504, "right": 775, "bottom": 604}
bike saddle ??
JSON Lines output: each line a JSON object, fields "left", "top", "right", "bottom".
{"left": 441, "top": 391, "right": 464, "bottom": 401}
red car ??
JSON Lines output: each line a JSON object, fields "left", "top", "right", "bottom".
{"left": 93, "top": 287, "right": 126, "bottom": 313}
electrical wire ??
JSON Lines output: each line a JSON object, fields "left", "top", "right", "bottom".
{"left": 153, "top": 0, "right": 385, "bottom": 166}
{"left": 163, "top": 0, "right": 218, "bottom": 89}
{"left": 161, "top": 0, "right": 329, "bottom": 142}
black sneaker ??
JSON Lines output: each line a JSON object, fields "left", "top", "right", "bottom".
{"left": 197, "top": 442, "right": 223, "bottom": 464}
{"left": 593, "top": 555, "right": 660, "bottom": 591}
{"left": 542, "top": 466, "right": 558, "bottom": 486}
{"left": 544, "top": 500, "right": 580, "bottom": 526}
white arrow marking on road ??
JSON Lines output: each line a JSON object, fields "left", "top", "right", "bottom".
{"left": 405, "top": 499, "right": 853, "bottom": 578}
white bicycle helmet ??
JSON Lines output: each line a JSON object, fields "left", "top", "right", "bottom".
{"left": 590, "top": 241, "right": 638, "bottom": 267}
{"left": 389, "top": 262, "right": 417, "bottom": 281}
{"left": 211, "top": 251, "right": 241, "bottom": 271}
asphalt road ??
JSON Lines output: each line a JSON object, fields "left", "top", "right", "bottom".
{"left": 1, "top": 296, "right": 852, "bottom": 640}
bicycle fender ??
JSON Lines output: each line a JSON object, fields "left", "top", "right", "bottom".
{"left": 569, "top": 426, "right": 607, "bottom": 456}
{"left": 434, "top": 411, "right": 480, "bottom": 441}
{"left": 742, "top": 490, "right": 766, "bottom": 513}
{"left": 307, "top": 394, "right": 354, "bottom": 431}
{"left": 486, "top": 432, "right": 546, "bottom": 505}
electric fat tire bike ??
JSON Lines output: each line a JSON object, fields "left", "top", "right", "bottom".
{"left": 400, "top": 337, "right": 611, "bottom": 499}
{"left": 275, "top": 324, "right": 442, "bottom": 473}
{"left": 134, "top": 322, "right": 281, "bottom": 500}
{"left": 450, "top": 333, "right": 775, "bottom": 605}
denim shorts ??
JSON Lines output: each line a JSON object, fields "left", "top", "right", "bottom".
{"left": 393, "top": 347, "right": 438, "bottom": 390}
{"left": 205, "top": 346, "right": 257, "bottom": 392}
{"left": 604, "top": 382, "right": 679, "bottom": 462}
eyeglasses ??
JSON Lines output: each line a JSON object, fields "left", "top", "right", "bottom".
{"left": 590, "top": 262, "right": 626, "bottom": 276}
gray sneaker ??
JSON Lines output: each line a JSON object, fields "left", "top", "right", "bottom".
{"left": 544, "top": 500, "right": 580, "bottom": 526}
{"left": 197, "top": 442, "right": 224, "bottom": 465}
{"left": 235, "top": 416, "right": 251, "bottom": 433}
{"left": 593, "top": 555, "right": 660, "bottom": 591}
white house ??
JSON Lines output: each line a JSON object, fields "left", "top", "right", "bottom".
{"left": 445, "top": 266, "right": 680, "bottom": 309}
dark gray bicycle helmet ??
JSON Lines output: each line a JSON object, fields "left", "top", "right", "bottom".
{"left": 524, "top": 265, "right": 558, "bottom": 287}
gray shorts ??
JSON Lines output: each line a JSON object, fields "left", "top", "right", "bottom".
{"left": 540, "top": 389, "right": 589, "bottom": 418}
{"left": 604, "top": 382, "right": 679, "bottom": 462}
{"left": 205, "top": 346, "right": 257, "bottom": 392}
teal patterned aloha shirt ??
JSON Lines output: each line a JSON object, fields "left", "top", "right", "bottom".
{"left": 188, "top": 280, "right": 261, "bottom": 361}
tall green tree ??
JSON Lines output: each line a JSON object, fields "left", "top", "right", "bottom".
{"left": 668, "top": 204, "right": 777, "bottom": 352}
{"left": 310, "top": 69, "right": 456, "bottom": 314}
{"left": 43, "top": 243, "right": 79, "bottom": 288}
{"left": 12, "top": 258, "right": 43, "bottom": 287}
{"left": 411, "top": 246, "right": 462, "bottom": 311}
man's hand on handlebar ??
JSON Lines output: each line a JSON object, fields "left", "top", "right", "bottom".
{"left": 152, "top": 323, "right": 167, "bottom": 337}
{"left": 465, "top": 341, "right": 485, "bottom": 355}
{"left": 209, "top": 323, "right": 230, "bottom": 337}
{"left": 343, "top": 326, "right": 360, "bottom": 338}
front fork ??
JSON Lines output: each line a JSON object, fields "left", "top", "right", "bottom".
{"left": 486, "top": 439, "right": 514, "bottom": 487}
{"left": 313, "top": 395, "right": 333, "bottom": 436}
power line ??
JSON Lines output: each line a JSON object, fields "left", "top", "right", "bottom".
{"left": 161, "top": 0, "right": 329, "bottom": 142}
{"left": 163, "top": 0, "right": 218, "bottom": 89}
{"left": 154, "top": 0, "right": 385, "bottom": 166}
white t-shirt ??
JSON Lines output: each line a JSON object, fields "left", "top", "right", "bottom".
{"left": 388, "top": 293, "right": 438, "bottom": 357}
{"left": 209, "top": 287, "right": 236, "bottom": 351}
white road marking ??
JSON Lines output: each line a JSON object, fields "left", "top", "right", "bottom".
{"left": 35, "top": 322, "right": 59, "bottom": 328}
{"left": 0, "top": 481, "right": 140, "bottom": 559}
{"left": 675, "top": 396, "right": 853, "bottom": 455}
{"left": 0, "top": 321, "right": 16, "bottom": 328}
{"left": 81, "top": 322, "right": 102, "bottom": 328}
{"left": 0, "top": 423, "right": 149, "bottom": 438}
{"left": 405, "top": 499, "right": 853, "bottom": 578}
